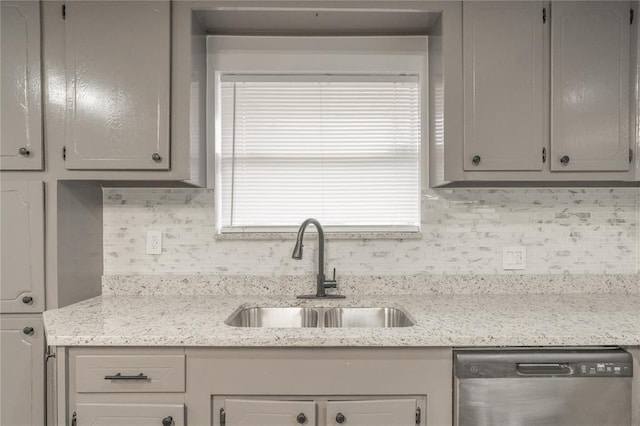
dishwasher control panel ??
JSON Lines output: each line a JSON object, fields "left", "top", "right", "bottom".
{"left": 577, "top": 362, "right": 632, "bottom": 377}
{"left": 455, "top": 348, "right": 634, "bottom": 379}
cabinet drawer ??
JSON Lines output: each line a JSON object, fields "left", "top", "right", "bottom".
{"left": 75, "top": 355, "right": 185, "bottom": 393}
{"left": 76, "top": 403, "right": 184, "bottom": 426}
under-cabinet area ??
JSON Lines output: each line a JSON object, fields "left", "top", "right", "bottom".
{"left": 61, "top": 347, "right": 451, "bottom": 426}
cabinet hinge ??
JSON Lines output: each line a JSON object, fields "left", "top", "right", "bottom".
{"left": 45, "top": 348, "right": 56, "bottom": 361}
{"left": 630, "top": 149, "right": 633, "bottom": 163}
{"left": 71, "top": 411, "right": 77, "bottom": 426}
{"left": 631, "top": 8, "right": 634, "bottom": 25}
{"left": 542, "top": 147, "right": 547, "bottom": 163}
{"left": 542, "top": 7, "right": 547, "bottom": 24}
{"left": 220, "top": 408, "right": 226, "bottom": 426}
{"left": 62, "top": 146, "right": 66, "bottom": 161}
{"left": 415, "top": 407, "right": 422, "bottom": 425}
{"left": 62, "top": 4, "right": 66, "bottom": 20}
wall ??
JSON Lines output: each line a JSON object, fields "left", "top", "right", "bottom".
{"left": 103, "top": 187, "right": 637, "bottom": 276}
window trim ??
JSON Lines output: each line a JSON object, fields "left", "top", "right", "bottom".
{"left": 207, "top": 35, "right": 428, "bottom": 235}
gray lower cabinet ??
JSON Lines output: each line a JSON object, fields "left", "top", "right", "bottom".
{"left": 0, "top": 315, "right": 45, "bottom": 426}
{"left": 220, "top": 397, "right": 421, "bottom": 426}
{"left": 325, "top": 399, "right": 418, "bottom": 426}
{"left": 64, "top": 1, "right": 170, "bottom": 170}
{"left": 64, "top": 348, "right": 450, "bottom": 426}
{"left": 0, "top": 181, "right": 45, "bottom": 313}
{"left": 68, "top": 348, "right": 186, "bottom": 426}
{"left": 75, "top": 403, "right": 185, "bottom": 426}
{"left": 0, "top": 0, "right": 43, "bottom": 171}
{"left": 224, "top": 399, "right": 317, "bottom": 426}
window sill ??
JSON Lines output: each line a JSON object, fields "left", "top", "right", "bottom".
{"left": 214, "top": 232, "right": 422, "bottom": 241}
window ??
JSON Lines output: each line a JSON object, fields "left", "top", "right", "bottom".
{"left": 210, "top": 36, "right": 426, "bottom": 234}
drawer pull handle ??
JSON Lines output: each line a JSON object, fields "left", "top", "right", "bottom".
{"left": 336, "top": 412, "right": 346, "bottom": 423}
{"left": 162, "top": 416, "right": 174, "bottom": 426}
{"left": 104, "top": 372, "right": 149, "bottom": 380}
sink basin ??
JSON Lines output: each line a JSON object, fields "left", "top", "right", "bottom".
{"left": 225, "top": 306, "right": 415, "bottom": 328}
{"left": 324, "top": 307, "right": 415, "bottom": 328}
{"left": 225, "top": 307, "right": 319, "bottom": 328}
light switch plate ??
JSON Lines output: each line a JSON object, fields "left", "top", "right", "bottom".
{"left": 503, "top": 246, "right": 526, "bottom": 270}
{"left": 146, "top": 230, "right": 162, "bottom": 255}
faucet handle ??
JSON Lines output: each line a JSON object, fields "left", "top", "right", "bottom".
{"left": 323, "top": 268, "right": 338, "bottom": 289}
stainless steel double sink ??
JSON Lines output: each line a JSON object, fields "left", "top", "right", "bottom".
{"left": 225, "top": 306, "right": 415, "bottom": 328}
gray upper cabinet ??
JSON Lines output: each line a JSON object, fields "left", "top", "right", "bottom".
{"left": 0, "top": 316, "right": 45, "bottom": 426}
{"left": 463, "top": 1, "right": 546, "bottom": 172}
{"left": 64, "top": 1, "right": 170, "bottom": 170}
{"left": 551, "top": 1, "right": 632, "bottom": 172}
{"left": 0, "top": 181, "right": 45, "bottom": 313}
{"left": 1, "top": 0, "right": 43, "bottom": 170}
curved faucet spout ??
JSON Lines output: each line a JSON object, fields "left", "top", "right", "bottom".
{"left": 292, "top": 218, "right": 340, "bottom": 298}
{"left": 292, "top": 218, "right": 324, "bottom": 264}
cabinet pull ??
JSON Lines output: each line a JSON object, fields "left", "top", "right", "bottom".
{"left": 472, "top": 155, "right": 481, "bottom": 165}
{"left": 152, "top": 153, "right": 162, "bottom": 162}
{"left": 22, "top": 296, "right": 33, "bottom": 305}
{"left": 104, "top": 372, "right": 149, "bottom": 380}
{"left": 296, "top": 413, "right": 307, "bottom": 424}
{"left": 162, "top": 416, "right": 174, "bottom": 426}
{"left": 23, "top": 327, "right": 34, "bottom": 336}
{"left": 560, "top": 155, "right": 570, "bottom": 165}
{"left": 18, "top": 147, "right": 30, "bottom": 157}
{"left": 336, "top": 412, "right": 346, "bottom": 424}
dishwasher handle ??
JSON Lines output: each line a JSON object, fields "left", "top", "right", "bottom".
{"left": 516, "top": 363, "right": 573, "bottom": 376}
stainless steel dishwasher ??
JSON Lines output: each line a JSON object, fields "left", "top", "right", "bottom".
{"left": 454, "top": 348, "right": 633, "bottom": 426}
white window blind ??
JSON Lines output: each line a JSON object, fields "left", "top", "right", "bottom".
{"left": 218, "top": 74, "right": 421, "bottom": 232}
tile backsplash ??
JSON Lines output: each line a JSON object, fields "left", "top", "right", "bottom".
{"left": 103, "top": 187, "right": 638, "bottom": 276}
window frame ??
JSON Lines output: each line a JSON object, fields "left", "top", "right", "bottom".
{"left": 207, "top": 35, "right": 429, "bottom": 235}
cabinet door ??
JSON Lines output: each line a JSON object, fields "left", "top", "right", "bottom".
{"left": 326, "top": 399, "right": 417, "bottom": 426}
{"left": 76, "top": 403, "right": 184, "bottom": 426}
{"left": 463, "top": 1, "right": 546, "bottom": 171}
{"left": 551, "top": 1, "right": 632, "bottom": 171}
{"left": 64, "top": 1, "right": 170, "bottom": 170}
{"left": 225, "top": 399, "right": 316, "bottom": 426}
{"left": 0, "top": 316, "right": 45, "bottom": 426}
{"left": 0, "top": 0, "right": 43, "bottom": 170}
{"left": 0, "top": 181, "right": 44, "bottom": 313}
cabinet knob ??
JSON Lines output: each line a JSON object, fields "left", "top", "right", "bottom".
{"left": 19, "top": 147, "right": 30, "bottom": 157}
{"left": 296, "top": 413, "right": 307, "bottom": 424}
{"left": 152, "top": 153, "right": 162, "bottom": 162}
{"left": 22, "top": 296, "right": 33, "bottom": 305}
{"left": 336, "top": 412, "right": 346, "bottom": 424}
{"left": 23, "top": 327, "right": 34, "bottom": 336}
{"left": 472, "top": 155, "right": 481, "bottom": 165}
{"left": 161, "top": 416, "right": 174, "bottom": 426}
{"left": 560, "top": 155, "right": 570, "bottom": 165}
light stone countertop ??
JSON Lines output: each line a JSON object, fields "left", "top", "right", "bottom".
{"left": 43, "top": 293, "right": 640, "bottom": 347}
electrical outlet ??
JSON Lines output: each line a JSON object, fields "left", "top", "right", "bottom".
{"left": 503, "top": 246, "right": 526, "bottom": 270}
{"left": 146, "top": 230, "right": 162, "bottom": 255}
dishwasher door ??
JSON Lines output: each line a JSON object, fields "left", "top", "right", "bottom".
{"left": 454, "top": 348, "right": 633, "bottom": 426}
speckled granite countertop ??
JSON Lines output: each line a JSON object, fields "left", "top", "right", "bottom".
{"left": 43, "top": 293, "right": 640, "bottom": 347}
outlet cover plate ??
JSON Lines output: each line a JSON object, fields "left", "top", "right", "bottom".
{"left": 503, "top": 246, "right": 526, "bottom": 270}
{"left": 146, "top": 230, "right": 162, "bottom": 255}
